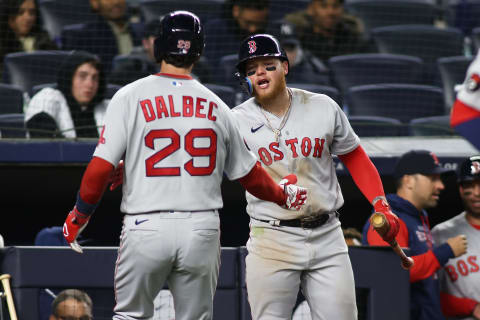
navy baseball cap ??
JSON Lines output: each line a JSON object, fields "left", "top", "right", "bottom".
{"left": 394, "top": 150, "right": 452, "bottom": 178}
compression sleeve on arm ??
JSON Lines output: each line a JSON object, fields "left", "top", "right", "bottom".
{"left": 337, "top": 145, "right": 384, "bottom": 203}
{"left": 440, "top": 292, "right": 478, "bottom": 317}
{"left": 238, "top": 161, "right": 285, "bottom": 206}
{"left": 76, "top": 156, "right": 114, "bottom": 214}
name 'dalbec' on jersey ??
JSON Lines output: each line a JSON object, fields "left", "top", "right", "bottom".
{"left": 140, "top": 95, "right": 218, "bottom": 122}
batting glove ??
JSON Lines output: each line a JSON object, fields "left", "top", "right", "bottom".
{"left": 279, "top": 174, "right": 308, "bottom": 211}
{"left": 372, "top": 196, "right": 400, "bottom": 243}
{"left": 63, "top": 207, "right": 90, "bottom": 254}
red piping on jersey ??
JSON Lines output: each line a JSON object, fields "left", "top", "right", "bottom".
{"left": 155, "top": 72, "right": 193, "bottom": 80}
{"left": 468, "top": 219, "right": 480, "bottom": 230}
{"left": 78, "top": 156, "right": 114, "bottom": 205}
{"left": 451, "top": 99, "right": 480, "bottom": 126}
{"left": 337, "top": 145, "right": 385, "bottom": 203}
{"left": 238, "top": 161, "right": 285, "bottom": 206}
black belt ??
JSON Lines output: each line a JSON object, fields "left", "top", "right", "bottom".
{"left": 253, "top": 212, "right": 334, "bottom": 229}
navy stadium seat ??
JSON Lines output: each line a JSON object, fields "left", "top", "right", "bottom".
{"left": 346, "top": 83, "right": 445, "bottom": 123}
{"left": 345, "top": 0, "right": 438, "bottom": 33}
{"left": 328, "top": 53, "right": 423, "bottom": 95}
{"left": 348, "top": 115, "right": 406, "bottom": 137}
{"left": 2, "top": 51, "right": 72, "bottom": 95}
{"left": 0, "top": 84, "right": 24, "bottom": 114}
{"left": 0, "top": 113, "right": 26, "bottom": 138}
{"left": 38, "top": 0, "right": 97, "bottom": 41}
{"left": 287, "top": 83, "right": 341, "bottom": 105}
{"left": 437, "top": 56, "right": 473, "bottom": 109}
{"left": 372, "top": 25, "right": 465, "bottom": 85}
{"left": 205, "top": 84, "right": 237, "bottom": 108}
{"left": 409, "top": 115, "right": 455, "bottom": 136}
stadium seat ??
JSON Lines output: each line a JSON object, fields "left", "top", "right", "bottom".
{"left": 38, "top": 0, "right": 98, "bottom": 42}
{"left": 372, "top": 25, "right": 465, "bottom": 85}
{"left": 345, "top": 83, "right": 445, "bottom": 123}
{"left": 2, "top": 51, "right": 72, "bottom": 95}
{"left": 437, "top": 56, "right": 473, "bottom": 109}
{"left": 205, "top": 84, "right": 237, "bottom": 108}
{"left": 345, "top": 0, "right": 438, "bottom": 33}
{"left": 471, "top": 27, "right": 480, "bottom": 52}
{"left": 409, "top": 115, "right": 455, "bottom": 135}
{"left": 0, "top": 113, "right": 26, "bottom": 138}
{"left": 218, "top": 54, "right": 240, "bottom": 88}
{"left": 287, "top": 83, "right": 341, "bottom": 105}
{"left": 109, "top": 54, "right": 159, "bottom": 86}
{"left": 328, "top": 53, "right": 423, "bottom": 95}
{"left": 0, "top": 84, "right": 24, "bottom": 114}
{"left": 448, "top": 0, "right": 480, "bottom": 35}
{"left": 138, "top": 0, "right": 224, "bottom": 23}
{"left": 348, "top": 115, "right": 406, "bottom": 137}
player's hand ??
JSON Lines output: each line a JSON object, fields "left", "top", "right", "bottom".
{"left": 372, "top": 196, "right": 399, "bottom": 243}
{"left": 63, "top": 207, "right": 90, "bottom": 254}
{"left": 279, "top": 174, "right": 308, "bottom": 211}
{"left": 109, "top": 160, "right": 124, "bottom": 191}
{"left": 473, "top": 303, "right": 480, "bottom": 319}
{"left": 447, "top": 234, "right": 468, "bottom": 257}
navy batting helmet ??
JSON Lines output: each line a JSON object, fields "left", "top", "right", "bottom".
{"left": 236, "top": 34, "right": 289, "bottom": 75}
{"left": 153, "top": 11, "right": 204, "bottom": 63}
{"left": 458, "top": 155, "right": 480, "bottom": 183}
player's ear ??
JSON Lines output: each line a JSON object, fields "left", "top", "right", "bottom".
{"left": 282, "top": 61, "right": 289, "bottom": 76}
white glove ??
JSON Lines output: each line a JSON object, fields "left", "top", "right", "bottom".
{"left": 279, "top": 174, "right": 308, "bottom": 211}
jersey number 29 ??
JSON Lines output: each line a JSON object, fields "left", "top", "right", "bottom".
{"left": 145, "top": 128, "right": 217, "bottom": 176}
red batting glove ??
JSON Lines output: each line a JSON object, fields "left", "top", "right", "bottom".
{"left": 279, "top": 174, "right": 308, "bottom": 211}
{"left": 108, "top": 160, "right": 124, "bottom": 191}
{"left": 372, "top": 196, "right": 400, "bottom": 243}
{"left": 63, "top": 207, "right": 90, "bottom": 253}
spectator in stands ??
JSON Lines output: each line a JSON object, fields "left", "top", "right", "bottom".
{"left": 204, "top": 0, "right": 270, "bottom": 67}
{"left": 62, "top": 0, "right": 142, "bottom": 73}
{"left": 0, "top": 0, "right": 57, "bottom": 77}
{"left": 275, "top": 22, "right": 330, "bottom": 85}
{"left": 284, "top": 0, "right": 368, "bottom": 62}
{"left": 49, "top": 289, "right": 93, "bottom": 320}
{"left": 343, "top": 227, "right": 362, "bottom": 246}
{"left": 362, "top": 149, "right": 468, "bottom": 320}
{"left": 25, "top": 51, "right": 108, "bottom": 138}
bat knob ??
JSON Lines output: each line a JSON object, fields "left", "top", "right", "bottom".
{"left": 401, "top": 257, "right": 414, "bottom": 270}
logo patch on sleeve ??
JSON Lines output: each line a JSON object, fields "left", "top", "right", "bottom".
{"left": 466, "top": 73, "right": 480, "bottom": 92}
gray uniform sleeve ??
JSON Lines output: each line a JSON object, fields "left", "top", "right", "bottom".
{"left": 93, "top": 89, "right": 129, "bottom": 166}
{"left": 330, "top": 99, "right": 360, "bottom": 155}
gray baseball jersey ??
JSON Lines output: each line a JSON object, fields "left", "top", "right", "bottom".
{"left": 94, "top": 74, "right": 257, "bottom": 214}
{"left": 232, "top": 87, "right": 360, "bottom": 221}
{"left": 232, "top": 87, "right": 359, "bottom": 320}
{"left": 432, "top": 212, "right": 480, "bottom": 320}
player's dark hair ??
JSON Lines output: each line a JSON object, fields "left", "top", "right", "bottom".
{"left": 51, "top": 289, "right": 93, "bottom": 315}
{"left": 162, "top": 54, "right": 200, "bottom": 69}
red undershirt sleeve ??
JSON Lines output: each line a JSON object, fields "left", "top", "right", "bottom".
{"left": 238, "top": 161, "right": 285, "bottom": 206}
{"left": 337, "top": 145, "right": 384, "bottom": 203}
{"left": 440, "top": 292, "right": 478, "bottom": 317}
{"left": 78, "top": 156, "right": 115, "bottom": 205}
{"left": 366, "top": 219, "right": 441, "bottom": 282}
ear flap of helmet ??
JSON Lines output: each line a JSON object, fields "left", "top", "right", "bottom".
{"left": 235, "top": 72, "right": 253, "bottom": 96}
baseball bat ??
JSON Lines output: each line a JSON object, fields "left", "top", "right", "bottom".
{"left": 370, "top": 213, "right": 414, "bottom": 270}
{"left": 0, "top": 274, "right": 18, "bottom": 320}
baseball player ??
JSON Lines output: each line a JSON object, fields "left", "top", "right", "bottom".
{"left": 231, "top": 34, "right": 400, "bottom": 320}
{"left": 451, "top": 50, "right": 480, "bottom": 150}
{"left": 432, "top": 155, "right": 480, "bottom": 320}
{"left": 61, "top": 12, "right": 307, "bottom": 319}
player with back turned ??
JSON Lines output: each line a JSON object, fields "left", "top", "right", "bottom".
{"left": 61, "top": 12, "right": 307, "bottom": 319}
{"left": 432, "top": 155, "right": 480, "bottom": 320}
{"left": 231, "top": 34, "right": 400, "bottom": 320}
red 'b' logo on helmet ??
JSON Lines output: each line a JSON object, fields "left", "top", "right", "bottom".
{"left": 248, "top": 41, "right": 257, "bottom": 54}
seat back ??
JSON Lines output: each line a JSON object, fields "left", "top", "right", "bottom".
{"left": 0, "top": 114, "right": 26, "bottom": 139}
{"left": 409, "top": 115, "right": 455, "bottom": 135}
{"left": 288, "top": 83, "right": 341, "bottom": 105}
{"left": 138, "top": 0, "right": 224, "bottom": 23}
{"left": 345, "top": 0, "right": 437, "bottom": 32}
{"left": 2, "top": 51, "right": 72, "bottom": 95}
{"left": 348, "top": 115, "right": 406, "bottom": 136}
{"left": 38, "top": 0, "right": 97, "bottom": 41}
{"left": 372, "top": 25, "right": 465, "bottom": 84}
{"left": 437, "top": 56, "right": 473, "bottom": 109}
{"left": 205, "top": 84, "right": 237, "bottom": 108}
{"left": 346, "top": 83, "right": 445, "bottom": 123}
{"left": 0, "top": 84, "right": 24, "bottom": 114}
{"left": 329, "top": 53, "right": 423, "bottom": 94}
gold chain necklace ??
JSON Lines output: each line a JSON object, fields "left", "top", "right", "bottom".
{"left": 258, "top": 88, "right": 293, "bottom": 142}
